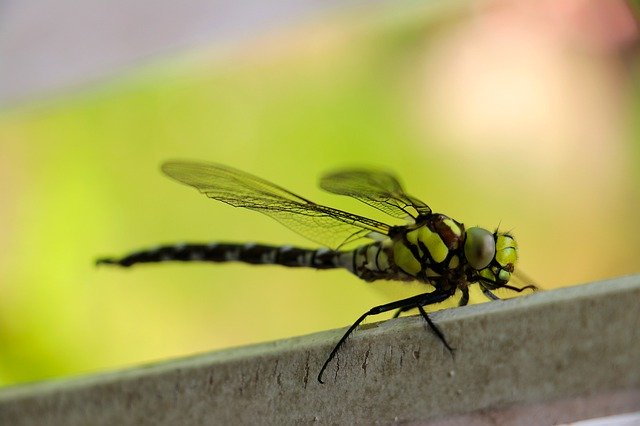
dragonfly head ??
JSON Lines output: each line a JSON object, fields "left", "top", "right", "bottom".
{"left": 464, "top": 227, "right": 518, "bottom": 285}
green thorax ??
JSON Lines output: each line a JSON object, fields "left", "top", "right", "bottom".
{"left": 390, "top": 213, "right": 518, "bottom": 285}
{"left": 391, "top": 213, "right": 465, "bottom": 278}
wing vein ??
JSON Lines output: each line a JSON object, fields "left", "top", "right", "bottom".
{"left": 161, "top": 161, "right": 392, "bottom": 248}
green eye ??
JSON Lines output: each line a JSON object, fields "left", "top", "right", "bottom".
{"left": 464, "top": 227, "right": 496, "bottom": 270}
{"left": 498, "top": 269, "right": 511, "bottom": 282}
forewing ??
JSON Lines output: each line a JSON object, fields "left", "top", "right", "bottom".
{"left": 162, "top": 161, "right": 391, "bottom": 249}
{"left": 319, "top": 169, "right": 431, "bottom": 219}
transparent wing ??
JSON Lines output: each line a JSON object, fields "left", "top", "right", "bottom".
{"left": 162, "top": 161, "right": 392, "bottom": 249}
{"left": 319, "top": 169, "right": 431, "bottom": 220}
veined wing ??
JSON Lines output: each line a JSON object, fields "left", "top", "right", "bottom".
{"left": 319, "top": 169, "right": 431, "bottom": 220}
{"left": 162, "top": 161, "right": 392, "bottom": 249}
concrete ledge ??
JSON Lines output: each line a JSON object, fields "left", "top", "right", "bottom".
{"left": 1, "top": 275, "right": 639, "bottom": 424}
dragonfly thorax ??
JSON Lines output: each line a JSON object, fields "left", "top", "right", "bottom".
{"left": 390, "top": 213, "right": 466, "bottom": 278}
{"left": 388, "top": 214, "right": 519, "bottom": 287}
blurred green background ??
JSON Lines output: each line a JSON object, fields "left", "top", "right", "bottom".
{"left": 1, "top": 1, "right": 639, "bottom": 387}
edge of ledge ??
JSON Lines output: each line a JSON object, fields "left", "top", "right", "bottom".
{"left": 1, "top": 274, "right": 639, "bottom": 425}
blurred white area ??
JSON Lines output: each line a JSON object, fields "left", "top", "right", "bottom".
{"left": 561, "top": 411, "right": 640, "bottom": 426}
{"left": 0, "top": 0, "right": 393, "bottom": 107}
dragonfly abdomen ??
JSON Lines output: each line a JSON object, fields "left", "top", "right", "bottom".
{"left": 97, "top": 242, "right": 351, "bottom": 270}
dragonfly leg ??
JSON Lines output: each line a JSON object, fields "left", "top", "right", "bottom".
{"left": 318, "top": 290, "right": 453, "bottom": 384}
{"left": 392, "top": 306, "right": 413, "bottom": 318}
{"left": 458, "top": 286, "right": 470, "bottom": 307}
{"left": 417, "top": 304, "right": 455, "bottom": 355}
{"left": 480, "top": 284, "right": 501, "bottom": 301}
{"left": 502, "top": 283, "right": 538, "bottom": 292}
{"left": 480, "top": 277, "right": 538, "bottom": 293}
{"left": 392, "top": 276, "right": 450, "bottom": 318}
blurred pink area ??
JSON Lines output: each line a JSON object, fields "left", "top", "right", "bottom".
{"left": 414, "top": 0, "right": 639, "bottom": 286}
{"left": 420, "top": 0, "right": 638, "bottom": 159}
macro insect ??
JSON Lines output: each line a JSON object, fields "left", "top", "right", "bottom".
{"left": 98, "top": 160, "right": 537, "bottom": 383}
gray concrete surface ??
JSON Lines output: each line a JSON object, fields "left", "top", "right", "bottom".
{"left": 0, "top": 275, "right": 639, "bottom": 424}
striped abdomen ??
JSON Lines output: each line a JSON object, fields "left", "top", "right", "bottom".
{"left": 97, "top": 243, "right": 353, "bottom": 270}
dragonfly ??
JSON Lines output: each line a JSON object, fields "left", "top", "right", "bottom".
{"left": 97, "top": 160, "right": 537, "bottom": 383}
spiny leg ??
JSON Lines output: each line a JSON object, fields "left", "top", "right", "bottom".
{"left": 513, "top": 270, "right": 539, "bottom": 290}
{"left": 392, "top": 306, "right": 411, "bottom": 318}
{"left": 480, "top": 277, "right": 538, "bottom": 294}
{"left": 318, "top": 291, "right": 452, "bottom": 384}
{"left": 480, "top": 285, "right": 501, "bottom": 301}
{"left": 479, "top": 277, "right": 538, "bottom": 301}
{"left": 395, "top": 286, "right": 470, "bottom": 315}
{"left": 392, "top": 277, "right": 448, "bottom": 318}
{"left": 502, "top": 283, "right": 538, "bottom": 292}
{"left": 417, "top": 304, "right": 454, "bottom": 355}
{"left": 458, "top": 287, "right": 470, "bottom": 307}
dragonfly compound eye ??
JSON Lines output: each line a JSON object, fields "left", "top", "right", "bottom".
{"left": 464, "top": 227, "right": 495, "bottom": 270}
{"left": 494, "top": 232, "right": 518, "bottom": 280}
